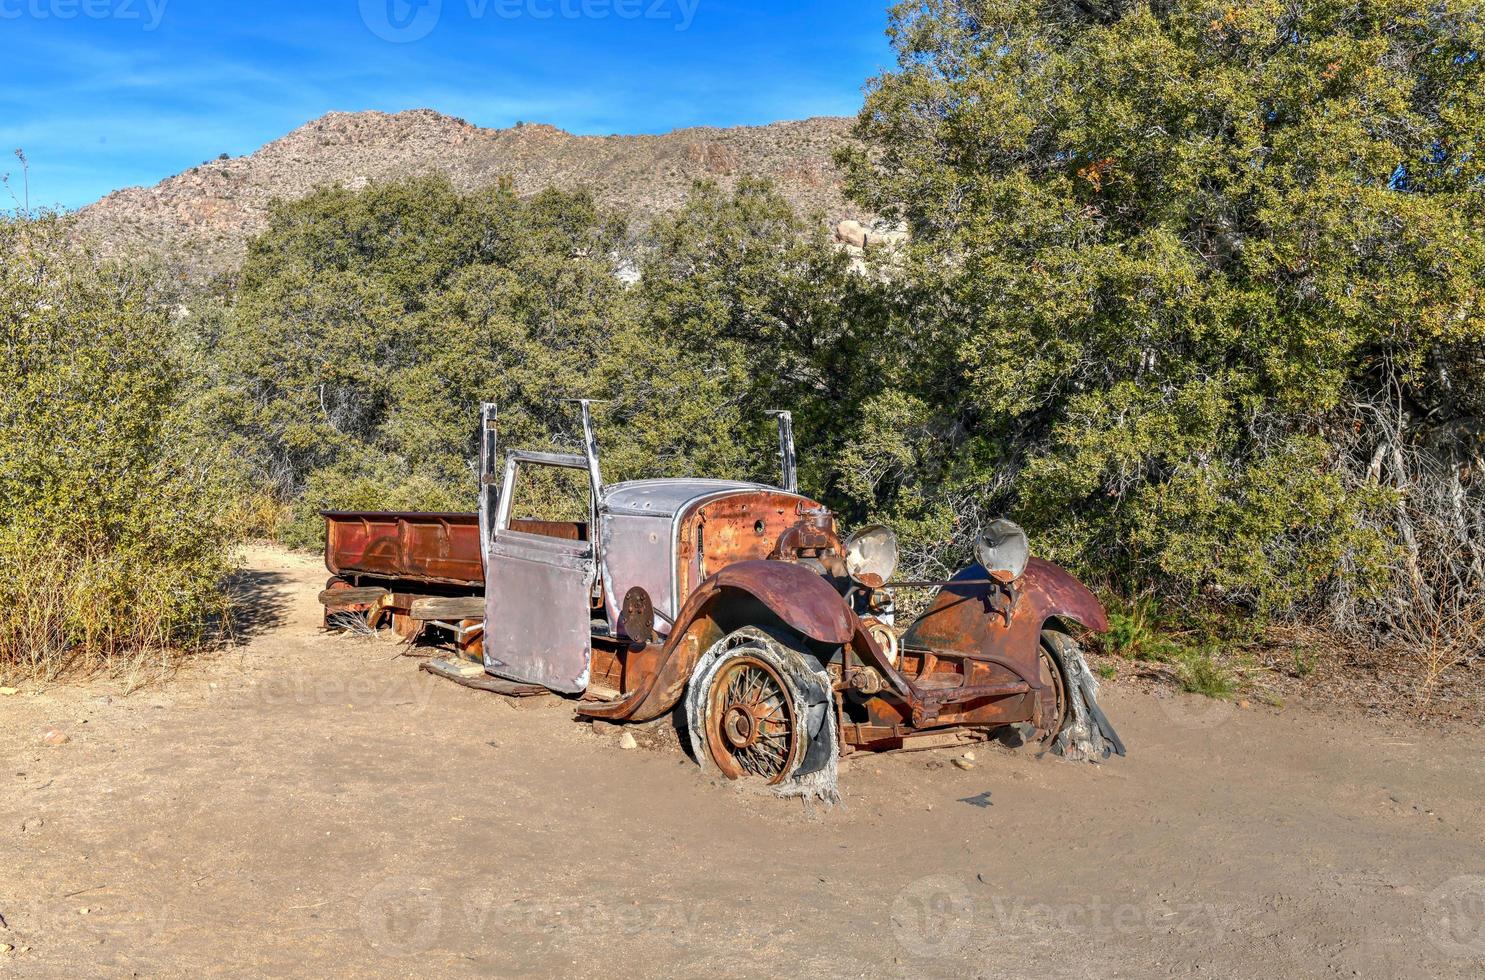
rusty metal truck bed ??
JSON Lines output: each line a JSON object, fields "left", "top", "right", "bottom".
{"left": 323, "top": 510, "right": 587, "bottom": 587}
{"left": 323, "top": 510, "right": 485, "bottom": 587}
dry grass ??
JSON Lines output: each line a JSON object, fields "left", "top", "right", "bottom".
{"left": 1243, "top": 618, "right": 1484, "bottom": 726}
{"left": 0, "top": 541, "right": 231, "bottom": 687}
{"left": 1394, "top": 592, "right": 1485, "bottom": 716}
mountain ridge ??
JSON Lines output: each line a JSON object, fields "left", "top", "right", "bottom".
{"left": 72, "top": 109, "right": 865, "bottom": 278}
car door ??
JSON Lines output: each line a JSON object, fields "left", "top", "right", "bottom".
{"left": 482, "top": 450, "right": 596, "bottom": 694}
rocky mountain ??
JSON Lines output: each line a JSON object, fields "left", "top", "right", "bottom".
{"left": 72, "top": 109, "right": 865, "bottom": 278}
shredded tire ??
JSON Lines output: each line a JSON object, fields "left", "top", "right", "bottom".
{"left": 685, "top": 627, "right": 839, "bottom": 804}
{"left": 1042, "top": 630, "right": 1127, "bottom": 761}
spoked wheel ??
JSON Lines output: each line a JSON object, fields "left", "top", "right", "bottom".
{"left": 704, "top": 654, "right": 801, "bottom": 783}
{"left": 1036, "top": 635, "right": 1072, "bottom": 748}
{"left": 686, "top": 629, "right": 838, "bottom": 794}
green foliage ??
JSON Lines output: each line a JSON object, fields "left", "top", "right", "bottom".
{"left": 0, "top": 216, "right": 238, "bottom": 676}
{"left": 1103, "top": 596, "right": 1181, "bottom": 662}
{"left": 207, "top": 177, "right": 622, "bottom": 545}
{"left": 1131, "top": 437, "right": 1397, "bottom": 613}
{"left": 204, "top": 175, "right": 865, "bottom": 548}
{"left": 1100, "top": 594, "right": 1239, "bottom": 697}
{"left": 837, "top": 0, "right": 1484, "bottom": 618}
{"left": 215, "top": 177, "right": 626, "bottom": 498}
{"left": 1174, "top": 646, "right": 1237, "bottom": 700}
{"left": 635, "top": 177, "right": 892, "bottom": 494}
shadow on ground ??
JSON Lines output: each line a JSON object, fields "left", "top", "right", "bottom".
{"left": 219, "top": 568, "right": 291, "bottom": 644}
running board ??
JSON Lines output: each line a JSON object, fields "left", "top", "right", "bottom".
{"left": 420, "top": 658, "right": 550, "bottom": 697}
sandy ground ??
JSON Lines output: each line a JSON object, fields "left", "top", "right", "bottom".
{"left": 3, "top": 544, "right": 1484, "bottom": 979}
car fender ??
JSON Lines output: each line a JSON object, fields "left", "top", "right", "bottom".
{"left": 579, "top": 560, "right": 853, "bottom": 723}
{"left": 1021, "top": 556, "right": 1108, "bottom": 632}
{"left": 902, "top": 556, "right": 1107, "bottom": 676}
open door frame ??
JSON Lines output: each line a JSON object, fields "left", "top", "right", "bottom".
{"left": 478, "top": 402, "right": 607, "bottom": 695}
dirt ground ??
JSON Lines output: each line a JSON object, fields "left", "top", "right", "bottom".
{"left": 4, "top": 545, "right": 1484, "bottom": 978}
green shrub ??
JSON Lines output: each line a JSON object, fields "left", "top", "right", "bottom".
{"left": 838, "top": 0, "right": 1484, "bottom": 626}
{"left": 0, "top": 216, "right": 238, "bottom": 678}
{"left": 1102, "top": 596, "right": 1189, "bottom": 663}
{"left": 209, "top": 175, "right": 857, "bottom": 550}
{"left": 1174, "top": 647, "right": 1237, "bottom": 700}
{"left": 1101, "top": 594, "right": 1240, "bottom": 698}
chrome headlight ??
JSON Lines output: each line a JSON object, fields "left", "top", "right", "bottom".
{"left": 843, "top": 524, "right": 898, "bottom": 588}
{"left": 974, "top": 519, "right": 1029, "bottom": 582}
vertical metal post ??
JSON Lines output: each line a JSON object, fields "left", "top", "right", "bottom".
{"left": 576, "top": 399, "right": 605, "bottom": 575}
{"left": 771, "top": 410, "right": 798, "bottom": 493}
{"left": 478, "top": 402, "right": 499, "bottom": 559}
{"left": 577, "top": 399, "right": 603, "bottom": 500}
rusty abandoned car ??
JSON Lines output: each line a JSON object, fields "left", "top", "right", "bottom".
{"left": 321, "top": 403, "right": 1124, "bottom": 797}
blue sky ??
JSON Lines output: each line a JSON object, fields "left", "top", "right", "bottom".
{"left": 0, "top": 0, "right": 894, "bottom": 210}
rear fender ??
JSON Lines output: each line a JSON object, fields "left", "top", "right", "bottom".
{"left": 579, "top": 560, "right": 853, "bottom": 723}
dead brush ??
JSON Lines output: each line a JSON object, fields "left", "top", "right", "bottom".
{"left": 0, "top": 537, "right": 228, "bottom": 687}
{"left": 1391, "top": 586, "right": 1485, "bottom": 715}
{"left": 1373, "top": 460, "right": 1485, "bottom": 716}
{"left": 1329, "top": 387, "right": 1485, "bottom": 718}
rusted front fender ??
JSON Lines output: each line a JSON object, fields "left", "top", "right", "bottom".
{"left": 902, "top": 557, "right": 1107, "bottom": 666}
{"left": 708, "top": 561, "right": 855, "bottom": 643}
{"left": 1022, "top": 556, "right": 1107, "bottom": 632}
{"left": 579, "top": 560, "right": 852, "bottom": 723}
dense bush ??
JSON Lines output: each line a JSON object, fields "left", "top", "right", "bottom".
{"left": 0, "top": 217, "right": 239, "bottom": 678}
{"left": 838, "top": 0, "right": 1484, "bottom": 631}
{"left": 198, "top": 176, "right": 793, "bottom": 545}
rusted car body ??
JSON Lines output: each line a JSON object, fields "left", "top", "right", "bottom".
{"left": 483, "top": 402, "right": 1122, "bottom": 795}
{"left": 326, "top": 402, "right": 1123, "bottom": 796}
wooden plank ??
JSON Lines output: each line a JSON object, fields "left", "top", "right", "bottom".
{"left": 409, "top": 596, "right": 486, "bottom": 621}
{"left": 318, "top": 586, "right": 390, "bottom": 607}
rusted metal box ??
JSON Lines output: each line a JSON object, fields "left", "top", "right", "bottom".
{"left": 323, "top": 510, "right": 484, "bottom": 587}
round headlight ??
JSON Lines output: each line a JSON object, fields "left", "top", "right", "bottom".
{"left": 844, "top": 524, "right": 898, "bottom": 588}
{"left": 974, "top": 519, "right": 1029, "bottom": 582}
